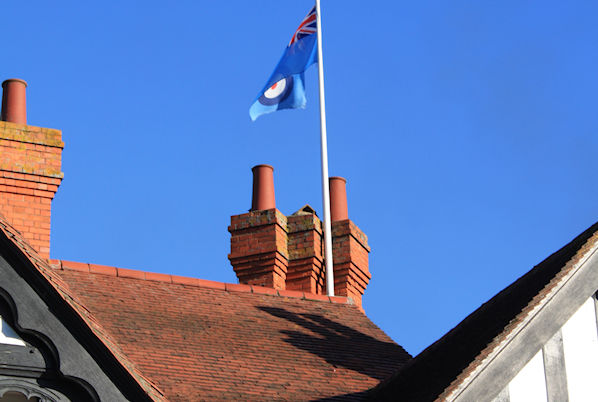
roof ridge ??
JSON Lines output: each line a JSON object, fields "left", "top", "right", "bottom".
{"left": 50, "top": 259, "right": 354, "bottom": 306}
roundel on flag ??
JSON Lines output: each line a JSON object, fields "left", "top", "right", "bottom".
{"left": 258, "top": 76, "right": 294, "bottom": 106}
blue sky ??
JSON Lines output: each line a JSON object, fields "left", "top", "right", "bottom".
{"left": 2, "top": 1, "right": 597, "bottom": 355}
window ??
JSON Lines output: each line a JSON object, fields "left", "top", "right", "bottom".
{"left": 0, "top": 392, "right": 40, "bottom": 402}
{"left": 0, "top": 316, "right": 25, "bottom": 346}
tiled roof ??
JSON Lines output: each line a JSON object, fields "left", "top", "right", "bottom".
{"left": 370, "top": 221, "right": 598, "bottom": 401}
{"left": 49, "top": 260, "right": 411, "bottom": 401}
{"left": 0, "top": 214, "right": 166, "bottom": 401}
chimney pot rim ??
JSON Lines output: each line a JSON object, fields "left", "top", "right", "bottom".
{"left": 2, "top": 78, "right": 28, "bottom": 88}
{"left": 329, "top": 176, "right": 347, "bottom": 183}
{"left": 252, "top": 164, "right": 274, "bottom": 172}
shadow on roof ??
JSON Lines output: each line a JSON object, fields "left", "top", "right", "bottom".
{"left": 258, "top": 306, "right": 410, "bottom": 382}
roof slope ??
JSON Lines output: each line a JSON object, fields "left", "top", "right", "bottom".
{"left": 0, "top": 214, "right": 165, "bottom": 401}
{"left": 52, "top": 261, "right": 410, "bottom": 401}
{"left": 370, "top": 221, "right": 598, "bottom": 401}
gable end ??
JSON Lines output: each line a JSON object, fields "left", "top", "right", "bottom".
{"left": 0, "top": 230, "right": 156, "bottom": 401}
{"left": 450, "top": 238, "right": 598, "bottom": 401}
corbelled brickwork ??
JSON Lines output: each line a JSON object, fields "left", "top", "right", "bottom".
{"left": 0, "top": 121, "right": 63, "bottom": 258}
{"left": 286, "top": 206, "right": 325, "bottom": 294}
{"left": 229, "top": 205, "right": 371, "bottom": 306}
{"left": 332, "top": 219, "right": 371, "bottom": 307}
{"left": 228, "top": 209, "right": 289, "bottom": 289}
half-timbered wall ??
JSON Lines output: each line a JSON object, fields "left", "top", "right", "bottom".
{"left": 493, "top": 294, "right": 598, "bottom": 402}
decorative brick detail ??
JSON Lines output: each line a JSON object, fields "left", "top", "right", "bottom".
{"left": 332, "top": 219, "right": 371, "bottom": 307}
{"left": 286, "top": 206, "right": 325, "bottom": 294}
{"left": 228, "top": 209, "right": 289, "bottom": 289}
{"left": 0, "top": 121, "right": 63, "bottom": 259}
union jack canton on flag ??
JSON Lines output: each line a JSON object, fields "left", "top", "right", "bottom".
{"left": 250, "top": 6, "right": 318, "bottom": 121}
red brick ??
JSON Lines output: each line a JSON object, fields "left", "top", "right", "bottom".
{"left": 0, "top": 122, "right": 63, "bottom": 258}
{"left": 229, "top": 210, "right": 289, "bottom": 290}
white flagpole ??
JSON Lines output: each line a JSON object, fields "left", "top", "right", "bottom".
{"left": 314, "top": 0, "right": 335, "bottom": 297}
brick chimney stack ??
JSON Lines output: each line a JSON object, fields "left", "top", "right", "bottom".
{"left": 228, "top": 165, "right": 289, "bottom": 289}
{"left": 229, "top": 168, "right": 372, "bottom": 306}
{"left": 330, "top": 177, "right": 371, "bottom": 307}
{"left": 286, "top": 205, "right": 325, "bottom": 293}
{"left": 0, "top": 79, "right": 64, "bottom": 259}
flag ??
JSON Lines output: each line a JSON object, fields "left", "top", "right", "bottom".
{"left": 249, "top": 6, "right": 318, "bottom": 121}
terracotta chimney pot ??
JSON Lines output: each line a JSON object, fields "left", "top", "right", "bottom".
{"left": 251, "top": 164, "right": 276, "bottom": 211}
{"left": 329, "top": 177, "right": 348, "bottom": 222}
{"left": 1, "top": 79, "right": 28, "bottom": 125}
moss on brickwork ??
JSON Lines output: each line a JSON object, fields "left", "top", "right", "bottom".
{"left": 0, "top": 121, "right": 64, "bottom": 148}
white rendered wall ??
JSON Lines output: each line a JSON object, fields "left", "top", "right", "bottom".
{"left": 508, "top": 349, "right": 548, "bottom": 402}
{"left": 561, "top": 297, "right": 598, "bottom": 402}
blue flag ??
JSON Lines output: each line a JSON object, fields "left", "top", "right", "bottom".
{"left": 250, "top": 6, "right": 318, "bottom": 121}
